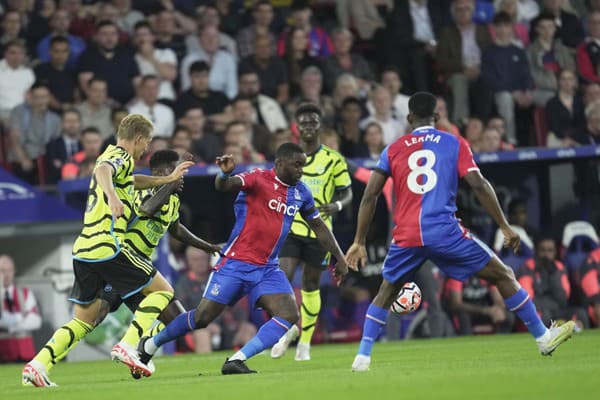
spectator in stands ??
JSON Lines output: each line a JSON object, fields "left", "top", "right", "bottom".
{"left": 282, "top": 27, "right": 320, "bottom": 98}
{"left": 435, "top": 96, "right": 461, "bottom": 137}
{"left": 445, "top": 276, "right": 514, "bottom": 335}
{"left": 0, "top": 39, "right": 34, "bottom": 122}
{"left": 464, "top": 117, "right": 484, "bottom": 151}
{"left": 320, "top": 128, "right": 341, "bottom": 151}
{"left": 186, "top": 5, "right": 238, "bottom": 62}
{"left": 278, "top": 0, "right": 333, "bottom": 59}
{"left": 584, "top": 82, "right": 600, "bottom": 106}
{"left": 479, "top": 127, "right": 503, "bottom": 153}
{"left": 36, "top": 8, "right": 86, "bottom": 68}
{"left": 579, "top": 247, "right": 600, "bottom": 326}
{"left": 174, "top": 247, "right": 223, "bottom": 353}
{"left": 175, "top": 61, "right": 230, "bottom": 126}
{"left": 482, "top": 12, "right": 534, "bottom": 145}
{"left": 76, "top": 78, "right": 113, "bottom": 141}
{"left": 437, "top": 0, "right": 492, "bottom": 125}
{"left": 337, "top": 96, "right": 364, "bottom": 158}
{"left": 287, "top": 66, "right": 335, "bottom": 128}
{"left": 133, "top": 20, "right": 177, "bottom": 102}
{"left": 223, "top": 121, "right": 266, "bottom": 163}
{"left": 333, "top": 73, "right": 362, "bottom": 109}
{"left": 579, "top": 99, "right": 600, "bottom": 144}
{"left": 507, "top": 198, "right": 539, "bottom": 240}
{"left": 239, "top": 34, "right": 288, "bottom": 104}
{"left": 0, "top": 11, "right": 25, "bottom": 56}
{"left": 510, "top": 0, "right": 540, "bottom": 24}
{"left": 61, "top": 127, "right": 102, "bottom": 180}
{"left": 493, "top": 0, "right": 530, "bottom": 48}
{"left": 360, "top": 85, "right": 405, "bottom": 145}
{"left": 128, "top": 75, "right": 175, "bottom": 138}
{"left": 576, "top": 11, "right": 600, "bottom": 84}
{"left": 322, "top": 28, "right": 373, "bottom": 94}
{"left": 152, "top": 8, "right": 187, "bottom": 62}
{"left": 170, "top": 125, "right": 195, "bottom": 157}
{"left": 112, "top": 0, "right": 144, "bottom": 35}
{"left": 237, "top": 70, "right": 288, "bottom": 133}
{"left": 338, "top": 0, "right": 391, "bottom": 41}
{"left": 180, "top": 106, "right": 221, "bottom": 164}
{"left": 34, "top": 36, "right": 76, "bottom": 112}
{"left": 8, "top": 82, "right": 61, "bottom": 183}
{"left": 545, "top": 68, "right": 585, "bottom": 147}
{"left": 230, "top": 96, "right": 273, "bottom": 158}
{"left": 370, "top": 67, "right": 410, "bottom": 128}
{"left": 380, "top": 0, "right": 447, "bottom": 93}
{"left": 236, "top": 1, "right": 276, "bottom": 59}
{"left": 27, "top": 1, "right": 57, "bottom": 50}
{"left": 356, "top": 121, "right": 385, "bottom": 160}
{"left": 527, "top": 12, "right": 575, "bottom": 107}
{"left": 531, "top": 0, "right": 584, "bottom": 50}
{"left": 486, "top": 116, "right": 512, "bottom": 146}
{"left": 268, "top": 128, "right": 293, "bottom": 159}
{"left": 96, "top": 2, "right": 130, "bottom": 43}
{"left": 0, "top": 254, "right": 42, "bottom": 363}
{"left": 180, "top": 25, "right": 237, "bottom": 98}
{"left": 77, "top": 20, "right": 140, "bottom": 105}
{"left": 45, "top": 108, "right": 81, "bottom": 183}
{"left": 518, "top": 238, "right": 589, "bottom": 327}
{"left": 62, "top": 0, "right": 96, "bottom": 41}
{"left": 138, "top": 136, "right": 169, "bottom": 169}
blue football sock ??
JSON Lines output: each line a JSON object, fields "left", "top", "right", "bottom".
{"left": 357, "top": 304, "right": 388, "bottom": 356}
{"left": 239, "top": 317, "right": 292, "bottom": 360}
{"left": 153, "top": 310, "right": 196, "bottom": 348}
{"left": 504, "top": 288, "right": 547, "bottom": 339}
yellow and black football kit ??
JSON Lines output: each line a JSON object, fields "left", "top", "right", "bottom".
{"left": 280, "top": 144, "right": 351, "bottom": 267}
{"left": 69, "top": 145, "right": 155, "bottom": 304}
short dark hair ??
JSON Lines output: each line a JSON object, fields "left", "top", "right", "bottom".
{"left": 535, "top": 11, "right": 556, "bottom": 24}
{"left": 254, "top": 0, "right": 272, "bottom": 12}
{"left": 408, "top": 92, "right": 437, "bottom": 119}
{"left": 275, "top": 142, "right": 304, "bottom": 160}
{"left": 341, "top": 96, "right": 362, "bottom": 108}
{"left": 96, "top": 19, "right": 118, "bottom": 31}
{"left": 493, "top": 11, "right": 513, "bottom": 26}
{"left": 508, "top": 199, "right": 526, "bottom": 215}
{"left": 238, "top": 68, "right": 259, "bottom": 80}
{"left": 62, "top": 108, "right": 81, "bottom": 119}
{"left": 225, "top": 120, "right": 245, "bottom": 133}
{"left": 232, "top": 95, "right": 252, "bottom": 105}
{"left": 88, "top": 77, "right": 107, "bottom": 88}
{"left": 30, "top": 81, "right": 50, "bottom": 92}
{"left": 140, "top": 74, "right": 159, "bottom": 85}
{"left": 295, "top": 103, "right": 323, "bottom": 120}
{"left": 380, "top": 65, "right": 401, "bottom": 80}
{"left": 150, "top": 149, "right": 179, "bottom": 170}
{"left": 134, "top": 20, "right": 153, "bottom": 32}
{"left": 50, "top": 35, "right": 70, "bottom": 47}
{"left": 290, "top": 0, "right": 309, "bottom": 12}
{"left": 111, "top": 106, "right": 127, "bottom": 120}
{"left": 81, "top": 126, "right": 101, "bottom": 136}
{"left": 189, "top": 60, "right": 210, "bottom": 75}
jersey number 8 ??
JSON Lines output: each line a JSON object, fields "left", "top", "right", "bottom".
{"left": 407, "top": 150, "right": 437, "bottom": 194}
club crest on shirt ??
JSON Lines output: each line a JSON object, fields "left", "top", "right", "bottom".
{"left": 274, "top": 183, "right": 279, "bottom": 190}
{"left": 210, "top": 283, "right": 220, "bottom": 296}
{"left": 294, "top": 188, "right": 301, "bottom": 200}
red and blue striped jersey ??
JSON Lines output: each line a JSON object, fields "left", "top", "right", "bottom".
{"left": 221, "top": 168, "right": 320, "bottom": 266}
{"left": 376, "top": 126, "right": 479, "bottom": 247}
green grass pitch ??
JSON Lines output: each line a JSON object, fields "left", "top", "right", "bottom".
{"left": 1, "top": 331, "right": 598, "bottom": 400}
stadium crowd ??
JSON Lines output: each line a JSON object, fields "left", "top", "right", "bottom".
{"left": 1, "top": 0, "right": 600, "bottom": 357}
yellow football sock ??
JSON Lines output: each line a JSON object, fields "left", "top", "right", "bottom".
{"left": 120, "top": 291, "right": 173, "bottom": 347}
{"left": 299, "top": 289, "right": 321, "bottom": 345}
{"left": 147, "top": 322, "right": 165, "bottom": 337}
{"left": 34, "top": 318, "right": 93, "bottom": 370}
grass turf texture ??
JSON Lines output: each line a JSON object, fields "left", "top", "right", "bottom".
{"left": 1, "top": 331, "right": 598, "bottom": 400}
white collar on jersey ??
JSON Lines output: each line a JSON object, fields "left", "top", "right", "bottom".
{"left": 412, "top": 125, "right": 435, "bottom": 134}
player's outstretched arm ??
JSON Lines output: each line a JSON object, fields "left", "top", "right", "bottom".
{"left": 169, "top": 222, "right": 223, "bottom": 254}
{"left": 464, "top": 170, "right": 520, "bottom": 252}
{"left": 319, "top": 187, "right": 353, "bottom": 217}
{"left": 346, "top": 170, "right": 387, "bottom": 268}
{"left": 214, "top": 154, "right": 243, "bottom": 192}
{"left": 139, "top": 181, "right": 180, "bottom": 216}
{"left": 95, "top": 163, "right": 124, "bottom": 218}
{"left": 134, "top": 161, "right": 194, "bottom": 189}
{"left": 307, "top": 215, "right": 355, "bottom": 281}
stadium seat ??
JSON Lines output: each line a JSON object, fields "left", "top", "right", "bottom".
{"left": 493, "top": 226, "right": 534, "bottom": 271}
{"left": 561, "top": 221, "right": 599, "bottom": 271}
{"left": 533, "top": 107, "right": 549, "bottom": 146}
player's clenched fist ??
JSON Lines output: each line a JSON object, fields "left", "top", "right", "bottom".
{"left": 216, "top": 154, "right": 235, "bottom": 174}
{"left": 108, "top": 194, "right": 125, "bottom": 219}
{"left": 501, "top": 226, "right": 521, "bottom": 253}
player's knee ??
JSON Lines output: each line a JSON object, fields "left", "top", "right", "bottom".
{"left": 278, "top": 307, "right": 300, "bottom": 325}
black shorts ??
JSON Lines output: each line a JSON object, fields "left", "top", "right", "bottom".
{"left": 100, "top": 286, "right": 146, "bottom": 313}
{"left": 279, "top": 234, "right": 330, "bottom": 269}
{"left": 69, "top": 247, "right": 156, "bottom": 305}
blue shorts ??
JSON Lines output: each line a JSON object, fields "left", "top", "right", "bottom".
{"left": 382, "top": 231, "right": 494, "bottom": 283}
{"left": 203, "top": 258, "right": 293, "bottom": 309}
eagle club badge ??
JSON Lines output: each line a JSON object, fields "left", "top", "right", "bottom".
{"left": 210, "top": 283, "right": 220, "bottom": 296}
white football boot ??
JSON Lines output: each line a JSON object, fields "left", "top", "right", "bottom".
{"left": 270, "top": 324, "right": 299, "bottom": 358}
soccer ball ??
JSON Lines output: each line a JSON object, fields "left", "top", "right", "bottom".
{"left": 390, "top": 282, "right": 422, "bottom": 314}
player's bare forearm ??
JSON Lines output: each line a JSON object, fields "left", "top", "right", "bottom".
{"left": 354, "top": 171, "right": 387, "bottom": 244}
{"left": 465, "top": 171, "right": 510, "bottom": 230}
{"left": 214, "top": 175, "right": 242, "bottom": 192}
{"left": 169, "top": 222, "right": 221, "bottom": 254}
{"left": 140, "top": 182, "right": 179, "bottom": 216}
{"left": 134, "top": 174, "right": 173, "bottom": 189}
{"left": 308, "top": 217, "right": 345, "bottom": 261}
{"left": 333, "top": 187, "right": 353, "bottom": 208}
